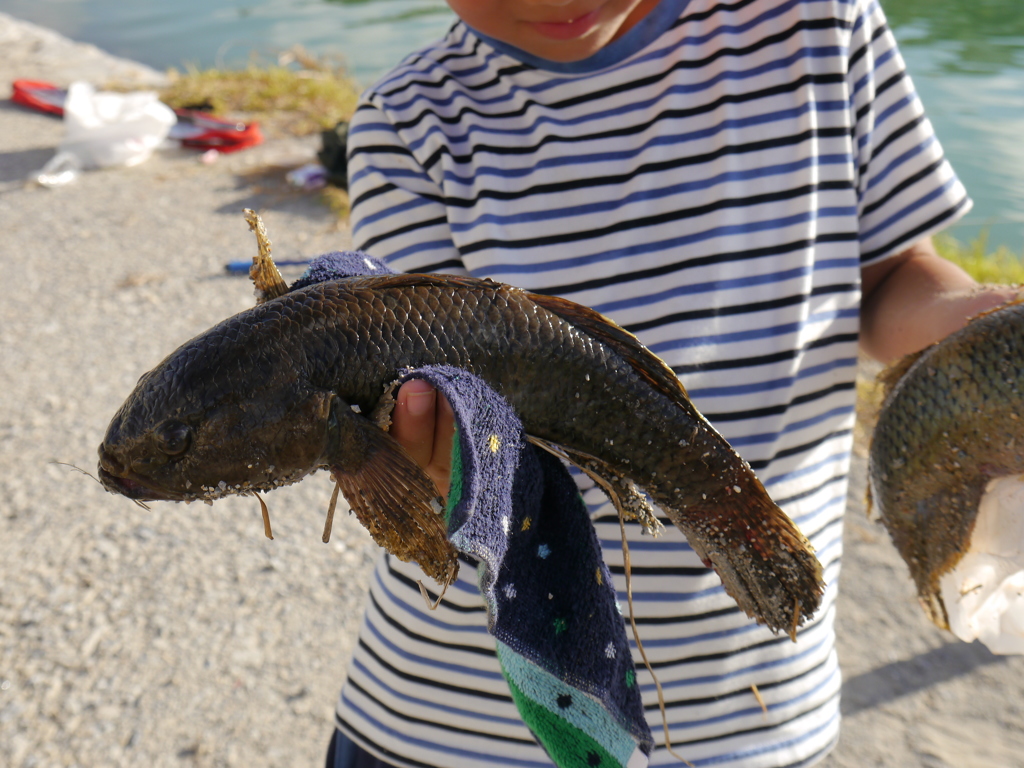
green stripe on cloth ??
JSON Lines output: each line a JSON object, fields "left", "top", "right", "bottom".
{"left": 497, "top": 641, "right": 648, "bottom": 768}
{"left": 444, "top": 424, "right": 463, "bottom": 528}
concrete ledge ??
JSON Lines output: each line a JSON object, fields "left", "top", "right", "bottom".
{"left": 0, "top": 11, "right": 168, "bottom": 95}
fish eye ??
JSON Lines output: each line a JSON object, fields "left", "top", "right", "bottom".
{"left": 155, "top": 420, "right": 192, "bottom": 457}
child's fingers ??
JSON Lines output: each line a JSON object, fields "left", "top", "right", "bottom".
{"left": 393, "top": 379, "right": 438, "bottom": 466}
{"left": 392, "top": 379, "right": 454, "bottom": 497}
{"left": 429, "top": 391, "right": 456, "bottom": 498}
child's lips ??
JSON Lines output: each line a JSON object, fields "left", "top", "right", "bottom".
{"left": 528, "top": 9, "right": 602, "bottom": 41}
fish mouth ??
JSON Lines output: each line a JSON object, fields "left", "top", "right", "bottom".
{"left": 98, "top": 466, "right": 167, "bottom": 501}
{"left": 97, "top": 446, "right": 189, "bottom": 502}
{"left": 97, "top": 463, "right": 313, "bottom": 504}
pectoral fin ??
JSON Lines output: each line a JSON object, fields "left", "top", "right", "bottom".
{"left": 327, "top": 403, "right": 459, "bottom": 588}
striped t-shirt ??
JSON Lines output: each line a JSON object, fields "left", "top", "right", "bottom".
{"left": 334, "top": 0, "right": 970, "bottom": 766}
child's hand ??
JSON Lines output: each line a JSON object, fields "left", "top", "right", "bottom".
{"left": 391, "top": 379, "right": 456, "bottom": 498}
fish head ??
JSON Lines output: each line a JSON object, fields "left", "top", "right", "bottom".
{"left": 97, "top": 315, "right": 334, "bottom": 503}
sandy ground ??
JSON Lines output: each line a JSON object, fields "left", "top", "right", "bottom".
{"left": 2, "top": 12, "right": 1023, "bottom": 768}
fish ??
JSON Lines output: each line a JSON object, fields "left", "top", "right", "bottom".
{"left": 97, "top": 232, "right": 823, "bottom": 637}
{"left": 868, "top": 299, "right": 1024, "bottom": 630}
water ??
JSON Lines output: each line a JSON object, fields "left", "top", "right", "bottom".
{"left": 2, "top": 0, "right": 1022, "bottom": 252}
{"left": 885, "top": 0, "right": 1024, "bottom": 253}
{"left": 0, "top": 0, "right": 457, "bottom": 86}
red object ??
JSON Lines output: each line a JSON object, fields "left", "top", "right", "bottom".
{"left": 10, "top": 79, "right": 263, "bottom": 153}
{"left": 170, "top": 109, "right": 263, "bottom": 153}
{"left": 12, "top": 79, "right": 66, "bottom": 115}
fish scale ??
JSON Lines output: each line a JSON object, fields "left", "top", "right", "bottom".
{"left": 99, "top": 271, "right": 823, "bottom": 635}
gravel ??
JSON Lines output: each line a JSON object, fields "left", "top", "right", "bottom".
{"left": 1, "top": 12, "right": 1023, "bottom": 768}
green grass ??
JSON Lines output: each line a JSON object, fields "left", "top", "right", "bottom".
{"left": 935, "top": 231, "right": 1024, "bottom": 284}
{"left": 159, "top": 56, "right": 360, "bottom": 138}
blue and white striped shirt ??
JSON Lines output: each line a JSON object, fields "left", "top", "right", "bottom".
{"left": 335, "top": 1, "right": 969, "bottom": 766}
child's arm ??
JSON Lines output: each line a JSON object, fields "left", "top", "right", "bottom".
{"left": 347, "top": 96, "right": 465, "bottom": 496}
{"left": 860, "top": 237, "right": 1019, "bottom": 363}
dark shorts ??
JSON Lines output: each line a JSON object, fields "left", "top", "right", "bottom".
{"left": 326, "top": 729, "right": 399, "bottom": 768}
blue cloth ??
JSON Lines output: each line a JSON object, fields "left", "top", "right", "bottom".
{"left": 297, "top": 252, "right": 653, "bottom": 768}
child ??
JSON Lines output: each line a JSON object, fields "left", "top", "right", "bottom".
{"left": 327, "top": 1, "right": 1017, "bottom": 766}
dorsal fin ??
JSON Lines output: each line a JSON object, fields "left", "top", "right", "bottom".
{"left": 335, "top": 272, "right": 498, "bottom": 292}
{"left": 526, "top": 292, "right": 693, "bottom": 409}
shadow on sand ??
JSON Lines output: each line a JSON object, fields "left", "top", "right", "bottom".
{"left": 841, "top": 639, "right": 1005, "bottom": 715}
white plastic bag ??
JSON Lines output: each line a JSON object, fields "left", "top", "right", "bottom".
{"left": 34, "top": 81, "right": 176, "bottom": 186}
{"left": 940, "top": 474, "right": 1024, "bottom": 654}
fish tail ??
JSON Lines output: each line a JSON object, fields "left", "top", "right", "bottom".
{"left": 665, "top": 480, "right": 824, "bottom": 638}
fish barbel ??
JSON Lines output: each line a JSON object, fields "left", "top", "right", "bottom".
{"left": 869, "top": 299, "right": 1024, "bottom": 629}
{"left": 98, "top": 265, "right": 823, "bottom": 635}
